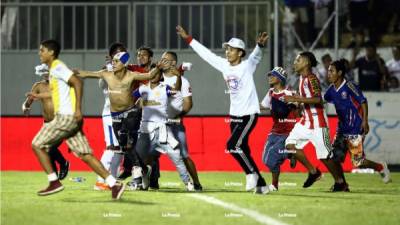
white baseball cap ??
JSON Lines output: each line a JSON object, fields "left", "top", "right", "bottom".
{"left": 222, "top": 38, "right": 246, "bottom": 51}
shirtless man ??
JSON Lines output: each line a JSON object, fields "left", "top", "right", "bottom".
{"left": 23, "top": 64, "right": 69, "bottom": 180}
{"left": 75, "top": 51, "right": 166, "bottom": 189}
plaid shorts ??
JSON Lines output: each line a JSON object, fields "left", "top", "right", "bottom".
{"left": 32, "top": 114, "right": 92, "bottom": 155}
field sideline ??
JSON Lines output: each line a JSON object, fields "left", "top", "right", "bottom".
{"left": 1, "top": 171, "right": 399, "bottom": 225}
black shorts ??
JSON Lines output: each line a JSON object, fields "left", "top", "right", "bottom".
{"left": 111, "top": 107, "right": 142, "bottom": 149}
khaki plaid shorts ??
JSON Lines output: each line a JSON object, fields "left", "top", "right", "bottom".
{"left": 32, "top": 114, "right": 92, "bottom": 154}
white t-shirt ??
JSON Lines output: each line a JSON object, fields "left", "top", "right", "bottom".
{"left": 190, "top": 39, "right": 261, "bottom": 117}
{"left": 162, "top": 75, "right": 192, "bottom": 118}
{"left": 49, "top": 59, "right": 75, "bottom": 115}
{"left": 134, "top": 83, "right": 172, "bottom": 129}
{"left": 386, "top": 59, "right": 400, "bottom": 81}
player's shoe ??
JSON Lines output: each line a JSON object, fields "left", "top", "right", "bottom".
{"left": 379, "top": 162, "right": 392, "bottom": 184}
{"left": 58, "top": 161, "right": 70, "bottom": 180}
{"left": 330, "top": 182, "right": 350, "bottom": 192}
{"left": 111, "top": 181, "right": 126, "bottom": 200}
{"left": 303, "top": 168, "right": 322, "bottom": 188}
{"left": 268, "top": 184, "right": 278, "bottom": 192}
{"left": 254, "top": 185, "right": 270, "bottom": 195}
{"left": 245, "top": 173, "right": 259, "bottom": 191}
{"left": 37, "top": 180, "right": 64, "bottom": 196}
{"left": 149, "top": 179, "right": 160, "bottom": 190}
{"left": 126, "top": 180, "right": 143, "bottom": 191}
{"left": 186, "top": 182, "right": 195, "bottom": 191}
{"left": 141, "top": 165, "right": 152, "bottom": 190}
{"left": 94, "top": 181, "right": 110, "bottom": 191}
{"left": 194, "top": 183, "right": 203, "bottom": 192}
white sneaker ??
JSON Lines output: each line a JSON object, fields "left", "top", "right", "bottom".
{"left": 379, "top": 162, "right": 392, "bottom": 184}
{"left": 186, "top": 182, "right": 195, "bottom": 192}
{"left": 268, "top": 184, "right": 278, "bottom": 192}
{"left": 245, "top": 173, "right": 259, "bottom": 191}
{"left": 254, "top": 186, "right": 270, "bottom": 195}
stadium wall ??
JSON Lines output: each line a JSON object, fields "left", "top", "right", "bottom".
{"left": 2, "top": 116, "right": 354, "bottom": 172}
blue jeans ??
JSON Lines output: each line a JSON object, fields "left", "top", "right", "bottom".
{"left": 262, "top": 133, "right": 289, "bottom": 173}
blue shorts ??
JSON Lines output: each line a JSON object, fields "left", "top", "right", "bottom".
{"left": 170, "top": 123, "right": 190, "bottom": 159}
{"left": 262, "top": 133, "right": 289, "bottom": 173}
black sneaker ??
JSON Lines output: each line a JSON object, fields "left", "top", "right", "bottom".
{"left": 58, "top": 161, "right": 70, "bottom": 180}
{"left": 303, "top": 168, "right": 322, "bottom": 188}
{"left": 194, "top": 183, "right": 203, "bottom": 192}
{"left": 288, "top": 154, "right": 297, "bottom": 169}
{"left": 117, "top": 171, "right": 132, "bottom": 180}
{"left": 149, "top": 179, "right": 159, "bottom": 190}
{"left": 331, "top": 182, "right": 350, "bottom": 192}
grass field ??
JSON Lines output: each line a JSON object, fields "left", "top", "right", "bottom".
{"left": 1, "top": 171, "right": 399, "bottom": 225}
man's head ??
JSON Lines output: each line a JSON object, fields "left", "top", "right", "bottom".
{"left": 392, "top": 44, "right": 400, "bottom": 60}
{"left": 223, "top": 38, "right": 246, "bottom": 64}
{"left": 267, "top": 67, "right": 287, "bottom": 87}
{"left": 39, "top": 40, "right": 61, "bottom": 64}
{"left": 364, "top": 41, "right": 377, "bottom": 59}
{"left": 328, "top": 59, "right": 347, "bottom": 84}
{"left": 160, "top": 51, "right": 178, "bottom": 71}
{"left": 293, "top": 51, "right": 317, "bottom": 74}
{"left": 112, "top": 52, "right": 130, "bottom": 72}
{"left": 137, "top": 46, "right": 153, "bottom": 67}
{"left": 321, "top": 53, "right": 332, "bottom": 69}
{"left": 109, "top": 42, "right": 127, "bottom": 58}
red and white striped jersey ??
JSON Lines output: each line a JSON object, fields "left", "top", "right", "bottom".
{"left": 298, "top": 73, "right": 328, "bottom": 129}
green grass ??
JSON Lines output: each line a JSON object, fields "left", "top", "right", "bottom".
{"left": 1, "top": 171, "right": 399, "bottom": 225}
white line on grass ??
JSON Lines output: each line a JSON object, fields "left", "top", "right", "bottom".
{"left": 189, "top": 194, "right": 290, "bottom": 225}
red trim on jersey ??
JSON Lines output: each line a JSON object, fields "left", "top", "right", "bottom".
{"left": 350, "top": 95, "right": 363, "bottom": 118}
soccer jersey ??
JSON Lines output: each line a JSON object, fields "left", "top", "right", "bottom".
{"left": 49, "top": 59, "right": 75, "bottom": 115}
{"left": 261, "top": 88, "right": 297, "bottom": 135}
{"left": 162, "top": 75, "right": 192, "bottom": 118}
{"left": 298, "top": 73, "right": 328, "bottom": 129}
{"left": 324, "top": 80, "right": 367, "bottom": 135}
{"left": 133, "top": 83, "right": 172, "bottom": 125}
{"left": 189, "top": 38, "right": 261, "bottom": 116}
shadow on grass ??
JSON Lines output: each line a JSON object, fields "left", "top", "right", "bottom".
{"left": 61, "top": 198, "right": 156, "bottom": 205}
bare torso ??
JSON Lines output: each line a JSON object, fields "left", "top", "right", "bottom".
{"left": 34, "top": 81, "right": 54, "bottom": 121}
{"left": 102, "top": 70, "right": 137, "bottom": 112}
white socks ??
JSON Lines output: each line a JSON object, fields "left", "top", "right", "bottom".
{"left": 97, "top": 150, "right": 114, "bottom": 183}
{"left": 105, "top": 175, "right": 117, "bottom": 187}
{"left": 48, "top": 173, "right": 58, "bottom": 182}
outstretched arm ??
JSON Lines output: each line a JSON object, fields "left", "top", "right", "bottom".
{"left": 248, "top": 32, "right": 268, "bottom": 64}
{"left": 176, "top": 25, "right": 225, "bottom": 72}
{"left": 74, "top": 69, "right": 105, "bottom": 79}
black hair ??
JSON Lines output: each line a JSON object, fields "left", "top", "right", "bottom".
{"left": 137, "top": 46, "right": 154, "bottom": 57}
{"left": 321, "top": 53, "right": 332, "bottom": 62}
{"left": 165, "top": 51, "right": 178, "bottom": 62}
{"left": 41, "top": 40, "right": 61, "bottom": 58}
{"left": 299, "top": 51, "right": 318, "bottom": 68}
{"left": 364, "top": 41, "right": 376, "bottom": 50}
{"left": 330, "top": 58, "right": 348, "bottom": 78}
{"left": 108, "top": 42, "right": 127, "bottom": 57}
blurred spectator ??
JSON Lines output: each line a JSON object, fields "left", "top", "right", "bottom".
{"left": 317, "top": 53, "right": 332, "bottom": 91}
{"left": 350, "top": 41, "right": 389, "bottom": 91}
{"left": 386, "top": 44, "right": 400, "bottom": 82}
{"left": 347, "top": 0, "right": 370, "bottom": 47}
{"left": 387, "top": 76, "right": 400, "bottom": 92}
{"left": 311, "top": 0, "right": 333, "bottom": 47}
{"left": 284, "top": 0, "right": 313, "bottom": 47}
{"left": 342, "top": 58, "right": 355, "bottom": 82}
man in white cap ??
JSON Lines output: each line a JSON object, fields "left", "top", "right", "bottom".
{"left": 176, "top": 25, "right": 270, "bottom": 194}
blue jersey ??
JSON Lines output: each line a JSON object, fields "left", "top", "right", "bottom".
{"left": 324, "top": 80, "right": 367, "bottom": 135}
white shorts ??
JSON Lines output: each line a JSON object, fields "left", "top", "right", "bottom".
{"left": 285, "top": 123, "right": 332, "bottom": 159}
{"left": 102, "top": 114, "right": 119, "bottom": 147}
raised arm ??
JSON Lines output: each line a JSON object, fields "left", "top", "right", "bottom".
{"left": 74, "top": 69, "right": 105, "bottom": 79}
{"left": 248, "top": 32, "right": 268, "bottom": 64}
{"left": 129, "top": 66, "right": 161, "bottom": 81}
{"left": 176, "top": 25, "right": 225, "bottom": 72}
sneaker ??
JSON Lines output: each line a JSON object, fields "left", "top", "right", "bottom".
{"left": 141, "top": 165, "right": 152, "bottom": 190}
{"left": 268, "top": 184, "right": 278, "bottom": 192}
{"left": 289, "top": 154, "right": 297, "bottom": 169}
{"left": 330, "top": 182, "right": 350, "bottom": 192}
{"left": 379, "top": 162, "right": 392, "bottom": 184}
{"left": 37, "top": 180, "right": 64, "bottom": 196}
{"left": 117, "top": 171, "right": 132, "bottom": 180}
{"left": 245, "top": 173, "right": 259, "bottom": 191}
{"left": 303, "top": 168, "right": 322, "bottom": 188}
{"left": 58, "top": 161, "right": 70, "bottom": 180}
{"left": 126, "top": 181, "right": 143, "bottom": 191}
{"left": 194, "top": 183, "right": 203, "bottom": 192}
{"left": 111, "top": 181, "right": 126, "bottom": 200}
{"left": 186, "top": 182, "right": 195, "bottom": 191}
{"left": 254, "top": 186, "right": 270, "bottom": 195}
{"left": 149, "top": 179, "right": 160, "bottom": 190}
{"left": 94, "top": 181, "right": 110, "bottom": 191}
